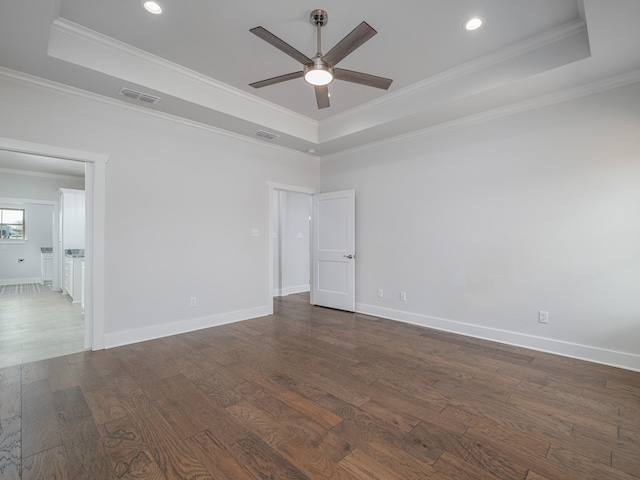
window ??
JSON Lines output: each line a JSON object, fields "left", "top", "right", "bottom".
{"left": 0, "top": 208, "right": 25, "bottom": 239}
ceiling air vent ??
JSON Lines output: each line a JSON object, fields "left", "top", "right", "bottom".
{"left": 253, "top": 130, "right": 280, "bottom": 140}
{"left": 118, "top": 87, "right": 161, "bottom": 105}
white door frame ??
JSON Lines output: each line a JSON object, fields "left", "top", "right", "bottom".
{"left": 267, "top": 182, "right": 318, "bottom": 314}
{"left": 0, "top": 136, "right": 108, "bottom": 350}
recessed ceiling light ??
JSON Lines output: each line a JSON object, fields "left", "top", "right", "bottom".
{"left": 464, "top": 17, "right": 484, "bottom": 31}
{"left": 142, "top": 1, "right": 164, "bottom": 15}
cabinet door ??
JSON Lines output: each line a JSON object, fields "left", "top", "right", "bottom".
{"left": 64, "top": 258, "right": 74, "bottom": 296}
{"left": 43, "top": 259, "right": 53, "bottom": 282}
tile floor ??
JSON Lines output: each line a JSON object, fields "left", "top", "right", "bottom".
{"left": 0, "top": 290, "right": 85, "bottom": 368}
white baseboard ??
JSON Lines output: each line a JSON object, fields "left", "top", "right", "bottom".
{"left": 104, "top": 304, "right": 271, "bottom": 349}
{"left": 273, "top": 284, "right": 310, "bottom": 297}
{"left": 357, "top": 303, "right": 640, "bottom": 373}
{"left": 0, "top": 277, "right": 43, "bottom": 286}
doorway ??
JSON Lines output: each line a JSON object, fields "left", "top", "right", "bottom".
{"left": 272, "top": 189, "right": 312, "bottom": 298}
{"left": 0, "top": 194, "right": 84, "bottom": 368}
{"left": 267, "top": 183, "right": 317, "bottom": 313}
{"left": 0, "top": 136, "right": 107, "bottom": 355}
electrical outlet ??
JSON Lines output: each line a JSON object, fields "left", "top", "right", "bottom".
{"left": 538, "top": 311, "right": 549, "bottom": 324}
{"left": 400, "top": 291, "right": 407, "bottom": 302}
{"left": 190, "top": 297, "right": 197, "bottom": 307}
{"left": 377, "top": 289, "right": 383, "bottom": 298}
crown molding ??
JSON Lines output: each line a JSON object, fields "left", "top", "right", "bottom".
{"left": 49, "top": 18, "right": 319, "bottom": 143}
{"left": 321, "top": 19, "right": 588, "bottom": 130}
{"left": 0, "top": 196, "right": 58, "bottom": 207}
{"left": 0, "top": 67, "right": 312, "bottom": 158}
{"left": 50, "top": 18, "right": 310, "bottom": 123}
{"left": 322, "top": 68, "right": 640, "bottom": 163}
{"left": 0, "top": 167, "right": 83, "bottom": 181}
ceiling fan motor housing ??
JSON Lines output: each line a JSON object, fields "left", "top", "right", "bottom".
{"left": 310, "top": 9, "right": 328, "bottom": 27}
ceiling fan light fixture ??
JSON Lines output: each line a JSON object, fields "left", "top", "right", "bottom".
{"left": 304, "top": 66, "right": 333, "bottom": 86}
{"left": 464, "top": 17, "right": 484, "bottom": 31}
{"left": 142, "top": 1, "right": 164, "bottom": 15}
{"left": 304, "top": 56, "right": 334, "bottom": 86}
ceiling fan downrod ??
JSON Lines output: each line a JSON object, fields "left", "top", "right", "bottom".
{"left": 310, "top": 9, "right": 328, "bottom": 57}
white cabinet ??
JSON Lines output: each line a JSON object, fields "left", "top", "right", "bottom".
{"left": 58, "top": 189, "right": 85, "bottom": 250}
{"left": 41, "top": 252, "right": 53, "bottom": 284}
{"left": 58, "top": 188, "right": 85, "bottom": 291}
{"left": 64, "top": 255, "right": 84, "bottom": 303}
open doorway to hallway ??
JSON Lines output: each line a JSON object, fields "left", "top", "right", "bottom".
{"left": 0, "top": 151, "right": 87, "bottom": 367}
{"left": 271, "top": 188, "right": 313, "bottom": 304}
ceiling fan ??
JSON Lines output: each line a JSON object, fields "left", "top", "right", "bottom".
{"left": 249, "top": 9, "right": 393, "bottom": 109}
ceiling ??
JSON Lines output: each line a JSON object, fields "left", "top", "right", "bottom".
{"left": 1, "top": 0, "right": 640, "bottom": 172}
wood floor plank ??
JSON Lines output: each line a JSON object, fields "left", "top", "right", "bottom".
{"left": 22, "top": 446, "right": 70, "bottom": 480}
{"left": 231, "top": 433, "right": 310, "bottom": 480}
{"left": 275, "top": 434, "right": 359, "bottom": 480}
{"left": 128, "top": 406, "right": 215, "bottom": 480}
{"left": 441, "top": 428, "right": 529, "bottom": 480}
{"left": 0, "top": 370, "right": 21, "bottom": 420}
{"left": 613, "top": 440, "right": 640, "bottom": 478}
{"left": 225, "top": 399, "right": 297, "bottom": 448}
{"left": 508, "top": 391, "right": 620, "bottom": 440}
{"left": 546, "top": 444, "right": 638, "bottom": 480}
{"left": 0, "top": 414, "right": 21, "bottom": 480}
{"left": 21, "top": 379, "right": 61, "bottom": 458}
{"left": 434, "top": 451, "right": 502, "bottom": 480}
{"left": 338, "top": 445, "right": 441, "bottom": 480}
{"left": 235, "top": 381, "right": 331, "bottom": 442}
{"left": 187, "top": 429, "right": 256, "bottom": 480}
{"left": 59, "top": 416, "right": 112, "bottom": 479}
{"left": 99, "top": 415, "right": 166, "bottom": 480}
{"left": 21, "top": 360, "right": 49, "bottom": 384}
{"left": 46, "top": 357, "right": 79, "bottom": 392}
{"left": 10, "top": 293, "right": 640, "bottom": 479}
{"left": 525, "top": 471, "right": 554, "bottom": 480}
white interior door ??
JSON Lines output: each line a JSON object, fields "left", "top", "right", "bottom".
{"left": 311, "top": 190, "right": 355, "bottom": 311}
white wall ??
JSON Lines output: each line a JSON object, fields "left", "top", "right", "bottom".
{"left": 273, "top": 190, "right": 311, "bottom": 296}
{"left": 321, "top": 81, "right": 640, "bottom": 371}
{"left": 0, "top": 203, "right": 53, "bottom": 284}
{"left": 0, "top": 75, "right": 319, "bottom": 346}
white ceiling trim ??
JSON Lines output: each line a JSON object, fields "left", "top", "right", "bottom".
{"left": 323, "top": 18, "right": 588, "bottom": 128}
{"left": 0, "top": 167, "right": 83, "bottom": 181}
{"left": 319, "top": 19, "right": 590, "bottom": 143}
{"left": 48, "top": 18, "right": 319, "bottom": 143}
{"left": 0, "top": 66, "right": 317, "bottom": 159}
{"left": 47, "top": 16, "right": 589, "bottom": 150}
{"left": 321, "top": 68, "right": 640, "bottom": 163}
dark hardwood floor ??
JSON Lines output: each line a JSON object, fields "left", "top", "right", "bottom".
{"left": 1, "top": 293, "right": 639, "bottom": 479}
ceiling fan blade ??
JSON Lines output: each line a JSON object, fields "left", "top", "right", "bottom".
{"left": 314, "top": 85, "right": 330, "bottom": 109}
{"left": 334, "top": 68, "right": 393, "bottom": 90}
{"left": 322, "top": 22, "right": 377, "bottom": 67}
{"left": 250, "top": 71, "right": 304, "bottom": 89}
{"left": 250, "top": 27, "right": 312, "bottom": 65}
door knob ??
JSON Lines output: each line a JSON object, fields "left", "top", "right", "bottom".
{"left": 343, "top": 254, "right": 355, "bottom": 259}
